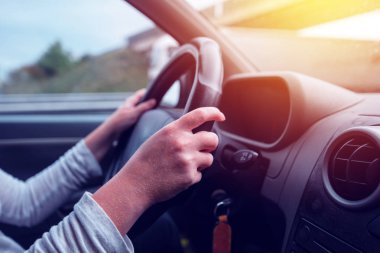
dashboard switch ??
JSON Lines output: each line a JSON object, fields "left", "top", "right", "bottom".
{"left": 231, "top": 149, "right": 258, "bottom": 169}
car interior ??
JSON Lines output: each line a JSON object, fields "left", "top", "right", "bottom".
{"left": 1, "top": 0, "right": 380, "bottom": 252}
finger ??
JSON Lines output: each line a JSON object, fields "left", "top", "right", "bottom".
{"left": 192, "top": 171, "right": 203, "bottom": 184}
{"left": 135, "top": 99, "right": 156, "bottom": 114}
{"left": 134, "top": 88, "right": 146, "bottom": 99}
{"left": 196, "top": 152, "right": 214, "bottom": 171}
{"left": 125, "top": 89, "right": 146, "bottom": 107}
{"left": 193, "top": 131, "right": 219, "bottom": 152}
{"left": 178, "top": 107, "right": 225, "bottom": 131}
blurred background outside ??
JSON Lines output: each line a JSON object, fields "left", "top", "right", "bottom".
{"left": 0, "top": 0, "right": 379, "bottom": 95}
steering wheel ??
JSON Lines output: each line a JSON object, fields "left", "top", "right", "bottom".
{"left": 105, "top": 37, "right": 224, "bottom": 237}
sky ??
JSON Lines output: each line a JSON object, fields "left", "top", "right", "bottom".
{"left": 0, "top": 0, "right": 154, "bottom": 80}
{"left": 0, "top": 0, "right": 219, "bottom": 81}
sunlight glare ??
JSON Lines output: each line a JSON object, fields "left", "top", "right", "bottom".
{"left": 299, "top": 10, "right": 380, "bottom": 41}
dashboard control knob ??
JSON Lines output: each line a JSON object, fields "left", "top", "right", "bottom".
{"left": 231, "top": 149, "right": 258, "bottom": 169}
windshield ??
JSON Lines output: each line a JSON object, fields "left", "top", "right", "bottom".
{"left": 193, "top": 0, "right": 380, "bottom": 92}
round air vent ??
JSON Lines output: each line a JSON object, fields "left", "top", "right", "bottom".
{"left": 323, "top": 127, "right": 380, "bottom": 209}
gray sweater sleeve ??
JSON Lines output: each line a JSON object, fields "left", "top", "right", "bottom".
{"left": 26, "top": 193, "right": 134, "bottom": 253}
{"left": 0, "top": 140, "right": 102, "bottom": 227}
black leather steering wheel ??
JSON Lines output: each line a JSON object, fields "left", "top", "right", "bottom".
{"left": 105, "top": 37, "right": 223, "bottom": 237}
{"left": 143, "top": 37, "right": 223, "bottom": 129}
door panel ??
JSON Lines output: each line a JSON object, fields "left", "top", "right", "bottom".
{"left": 0, "top": 114, "right": 107, "bottom": 179}
{"left": 0, "top": 93, "right": 124, "bottom": 248}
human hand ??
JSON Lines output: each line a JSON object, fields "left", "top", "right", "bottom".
{"left": 119, "top": 107, "right": 225, "bottom": 206}
{"left": 106, "top": 89, "right": 156, "bottom": 137}
{"left": 93, "top": 107, "right": 225, "bottom": 234}
{"left": 85, "top": 89, "right": 155, "bottom": 161}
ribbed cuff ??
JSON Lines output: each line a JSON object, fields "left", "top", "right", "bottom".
{"left": 77, "top": 192, "right": 134, "bottom": 252}
{"left": 77, "top": 140, "right": 103, "bottom": 177}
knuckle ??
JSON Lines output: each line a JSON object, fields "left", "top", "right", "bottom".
{"left": 173, "top": 152, "right": 188, "bottom": 168}
{"left": 179, "top": 153, "right": 193, "bottom": 167}
{"left": 141, "top": 102, "right": 151, "bottom": 109}
{"left": 185, "top": 171, "right": 195, "bottom": 185}
{"left": 193, "top": 173, "right": 202, "bottom": 184}
{"left": 205, "top": 154, "right": 214, "bottom": 166}
{"left": 178, "top": 170, "right": 193, "bottom": 188}
{"left": 197, "top": 109, "right": 208, "bottom": 122}
{"left": 209, "top": 133, "right": 219, "bottom": 146}
{"left": 173, "top": 138, "right": 187, "bottom": 152}
{"left": 161, "top": 124, "right": 175, "bottom": 137}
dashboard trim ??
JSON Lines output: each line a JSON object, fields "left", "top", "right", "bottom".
{"left": 218, "top": 72, "right": 362, "bottom": 150}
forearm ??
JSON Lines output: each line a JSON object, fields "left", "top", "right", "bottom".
{"left": 85, "top": 119, "right": 119, "bottom": 162}
{"left": 0, "top": 141, "right": 102, "bottom": 227}
{"left": 92, "top": 168, "right": 151, "bottom": 235}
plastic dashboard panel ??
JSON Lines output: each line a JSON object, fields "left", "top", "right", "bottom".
{"left": 217, "top": 72, "right": 361, "bottom": 150}
{"left": 218, "top": 76, "right": 291, "bottom": 144}
{"left": 285, "top": 103, "right": 380, "bottom": 252}
{"left": 212, "top": 72, "right": 380, "bottom": 252}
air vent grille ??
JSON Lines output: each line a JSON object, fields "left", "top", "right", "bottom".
{"left": 329, "top": 136, "right": 380, "bottom": 201}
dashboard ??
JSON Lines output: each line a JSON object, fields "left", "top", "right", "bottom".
{"left": 218, "top": 76, "right": 290, "bottom": 144}
{"left": 206, "top": 72, "right": 380, "bottom": 252}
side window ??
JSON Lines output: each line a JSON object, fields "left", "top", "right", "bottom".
{"left": 0, "top": 1, "right": 178, "bottom": 97}
{"left": 129, "top": 28, "right": 180, "bottom": 107}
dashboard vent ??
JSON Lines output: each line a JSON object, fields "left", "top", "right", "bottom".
{"left": 328, "top": 136, "right": 380, "bottom": 201}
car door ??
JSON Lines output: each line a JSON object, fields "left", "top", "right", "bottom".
{"left": 0, "top": 93, "right": 126, "bottom": 247}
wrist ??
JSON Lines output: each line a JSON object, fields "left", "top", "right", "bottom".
{"left": 85, "top": 119, "right": 119, "bottom": 161}
{"left": 93, "top": 171, "right": 152, "bottom": 234}
{"left": 100, "top": 116, "right": 121, "bottom": 142}
{"left": 117, "top": 167, "right": 154, "bottom": 210}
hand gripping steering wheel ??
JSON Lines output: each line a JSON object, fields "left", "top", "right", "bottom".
{"left": 105, "top": 37, "right": 223, "bottom": 237}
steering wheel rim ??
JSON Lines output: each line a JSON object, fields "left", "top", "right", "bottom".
{"left": 106, "top": 37, "right": 223, "bottom": 180}
{"left": 142, "top": 37, "right": 223, "bottom": 131}
{"left": 105, "top": 37, "right": 223, "bottom": 237}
